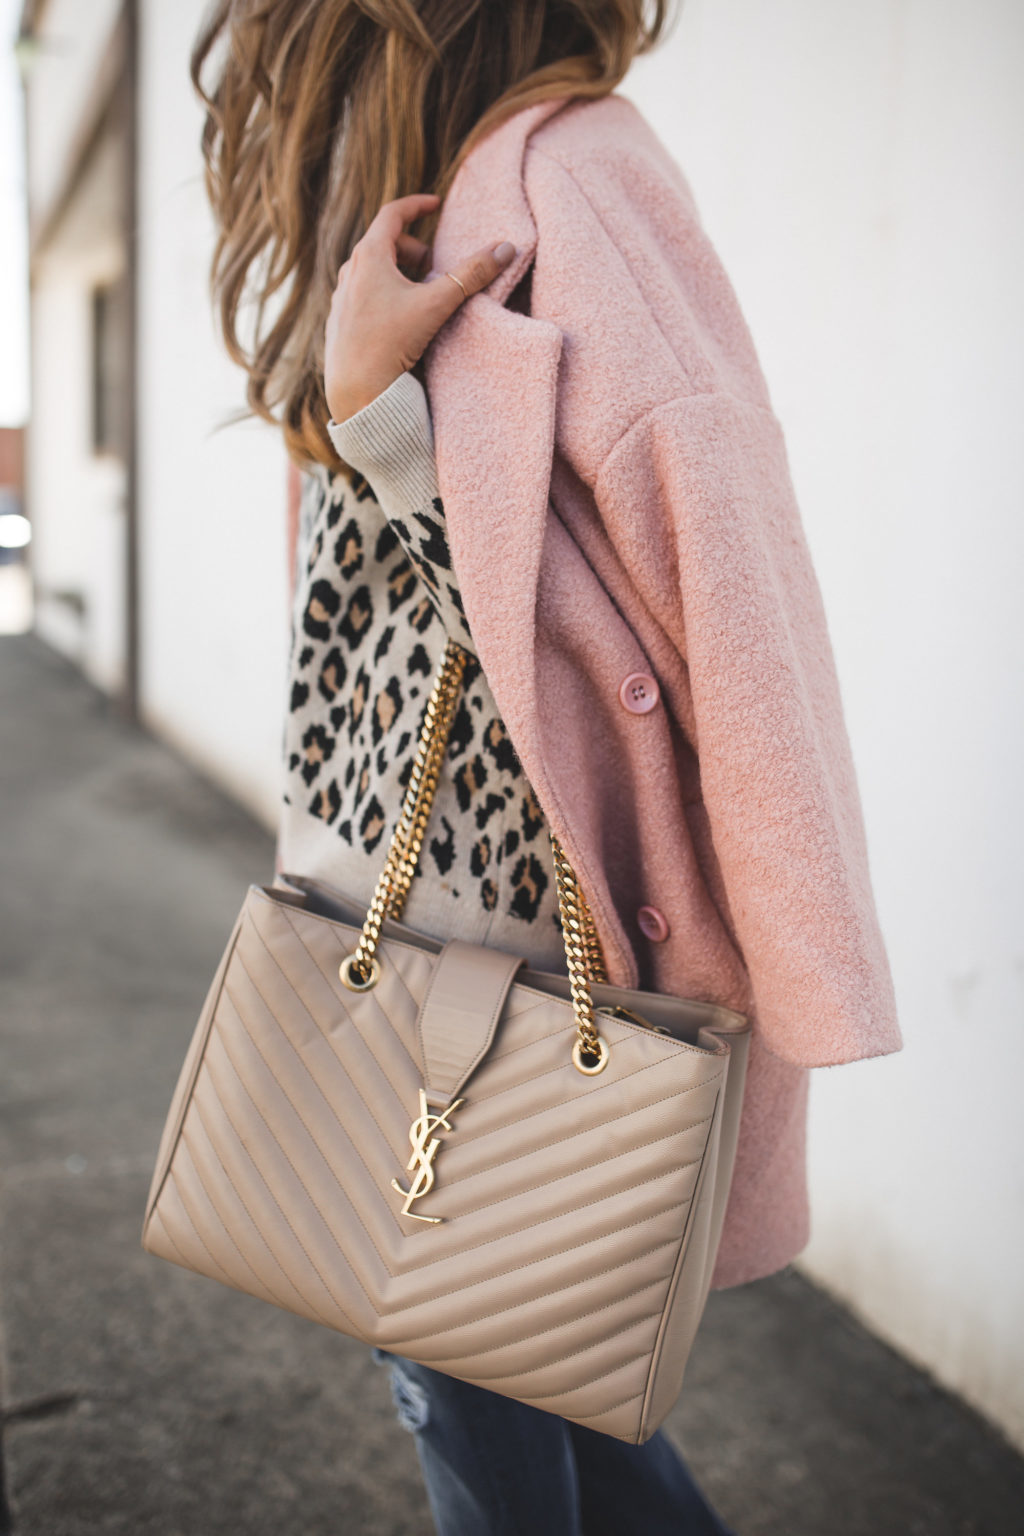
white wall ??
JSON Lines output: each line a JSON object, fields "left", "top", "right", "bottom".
{"left": 1, "top": 0, "right": 30, "bottom": 427}
{"left": 23, "top": 0, "right": 122, "bottom": 225}
{"left": 136, "top": 0, "right": 290, "bottom": 830}
{"left": 28, "top": 126, "right": 127, "bottom": 694}
{"left": 625, "top": 0, "right": 1024, "bottom": 1449}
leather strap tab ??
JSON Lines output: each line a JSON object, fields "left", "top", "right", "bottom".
{"left": 416, "top": 940, "right": 524, "bottom": 1108}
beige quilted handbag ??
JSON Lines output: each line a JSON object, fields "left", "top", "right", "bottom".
{"left": 141, "top": 639, "right": 750, "bottom": 1445}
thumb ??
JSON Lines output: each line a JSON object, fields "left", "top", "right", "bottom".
{"left": 424, "top": 240, "right": 517, "bottom": 319}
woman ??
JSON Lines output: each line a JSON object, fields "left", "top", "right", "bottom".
{"left": 190, "top": 2, "right": 901, "bottom": 1531}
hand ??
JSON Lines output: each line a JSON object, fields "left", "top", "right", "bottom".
{"left": 324, "top": 192, "right": 516, "bottom": 424}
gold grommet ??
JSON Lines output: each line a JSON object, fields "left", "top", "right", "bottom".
{"left": 339, "top": 953, "right": 381, "bottom": 992}
{"left": 572, "top": 1035, "right": 610, "bottom": 1076}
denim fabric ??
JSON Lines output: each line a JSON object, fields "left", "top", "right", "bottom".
{"left": 372, "top": 1349, "right": 737, "bottom": 1536}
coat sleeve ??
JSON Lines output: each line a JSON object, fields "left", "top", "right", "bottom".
{"left": 593, "top": 390, "right": 903, "bottom": 1067}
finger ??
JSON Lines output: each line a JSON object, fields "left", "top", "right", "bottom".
{"left": 396, "top": 233, "right": 430, "bottom": 271}
{"left": 447, "top": 240, "right": 516, "bottom": 298}
{"left": 424, "top": 240, "right": 516, "bottom": 318}
{"left": 367, "top": 193, "right": 441, "bottom": 247}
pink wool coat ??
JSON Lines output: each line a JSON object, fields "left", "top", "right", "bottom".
{"left": 423, "top": 93, "right": 902, "bottom": 1289}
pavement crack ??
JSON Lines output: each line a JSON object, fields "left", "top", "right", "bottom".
{"left": 1, "top": 1390, "right": 82, "bottom": 1426}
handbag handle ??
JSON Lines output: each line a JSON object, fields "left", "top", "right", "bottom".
{"left": 338, "top": 639, "right": 612, "bottom": 1074}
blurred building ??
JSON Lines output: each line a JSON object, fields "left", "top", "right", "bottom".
{"left": 0, "top": 422, "right": 25, "bottom": 534}
{"left": 17, "top": 0, "right": 289, "bottom": 822}
{"left": 0, "top": 423, "right": 31, "bottom": 631}
{"left": 0, "top": 423, "right": 23, "bottom": 493}
{"left": 15, "top": 0, "right": 1024, "bottom": 1459}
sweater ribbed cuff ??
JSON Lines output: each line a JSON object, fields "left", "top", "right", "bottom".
{"left": 326, "top": 370, "right": 440, "bottom": 513}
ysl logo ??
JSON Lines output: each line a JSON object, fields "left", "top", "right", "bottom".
{"left": 391, "top": 1088, "right": 465, "bottom": 1223}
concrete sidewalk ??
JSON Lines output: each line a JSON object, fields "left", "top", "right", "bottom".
{"left": 1, "top": 632, "right": 1022, "bottom": 1536}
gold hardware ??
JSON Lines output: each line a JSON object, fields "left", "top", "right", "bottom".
{"left": 391, "top": 1088, "right": 464, "bottom": 1223}
{"left": 344, "top": 639, "right": 612, "bottom": 1072}
{"left": 339, "top": 952, "right": 381, "bottom": 991}
{"left": 571, "top": 1034, "right": 610, "bottom": 1075}
{"left": 346, "top": 644, "right": 467, "bottom": 988}
{"left": 598, "top": 1003, "right": 671, "bottom": 1036}
{"left": 550, "top": 830, "right": 611, "bottom": 1069}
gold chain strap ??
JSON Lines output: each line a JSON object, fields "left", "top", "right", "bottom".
{"left": 548, "top": 834, "right": 609, "bottom": 1072}
{"left": 340, "top": 642, "right": 467, "bottom": 991}
{"left": 579, "top": 884, "right": 608, "bottom": 986}
{"left": 340, "top": 639, "right": 610, "bottom": 1072}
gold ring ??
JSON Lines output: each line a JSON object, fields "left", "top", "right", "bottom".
{"left": 445, "top": 271, "right": 468, "bottom": 298}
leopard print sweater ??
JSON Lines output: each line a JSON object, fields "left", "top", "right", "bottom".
{"left": 276, "top": 369, "right": 568, "bottom": 974}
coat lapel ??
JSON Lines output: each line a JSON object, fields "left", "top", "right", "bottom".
{"left": 424, "top": 100, "right": 567, "bottom": 775}
{"left": 424, "top": 98, "right": 641, "bottom": 987}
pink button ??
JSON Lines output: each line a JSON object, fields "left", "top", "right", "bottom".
{"left": 637, "top": 905, "right": 670, "bottom": 943}
{"left": 618, "top": 672, "right": 660, "bottom": 714}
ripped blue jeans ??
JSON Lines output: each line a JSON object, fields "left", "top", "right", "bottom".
{"left": 372, "top": 1349, "right": 738, "bottom": 1536}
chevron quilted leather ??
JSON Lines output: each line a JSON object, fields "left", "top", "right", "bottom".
{"left": 141, "top": 876, "right": 750, "bottom": 1444}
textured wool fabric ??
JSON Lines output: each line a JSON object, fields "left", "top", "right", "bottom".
{"left": 422, "top": 93, "right": 902, "bottom": 1288}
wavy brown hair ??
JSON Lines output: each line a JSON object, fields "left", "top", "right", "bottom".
{"left": 190, "top": 0, "right": 675, "bottom": 471}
